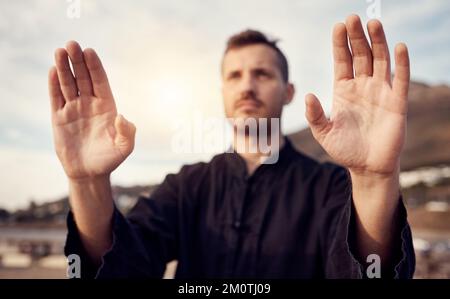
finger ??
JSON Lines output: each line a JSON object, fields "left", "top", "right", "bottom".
{"left": 48, "top": 66, "right": 65, "bottom": 112}
{"left": 83, "top": 48, "right": 114, "bottom": 100}
{"left": 367, "top": 19, "right": 391, "bottom": 82}
{"left": 392, "top": 43, "right": 410, "bottom": 100}
{"left": 333, "top": 23, "right": 353, "bottom": 81}
{"left": 54, "top": 48, "right": 78, "bottom": 100}
{"left": 345, "top": 14, "right": 373, "bottom": 77}
{"left": 305, "top": 93, "right": 331, "bottom": 142}
{"left": 66, "top": 41, "right": 93, "bottom": 96}
{"left": 114, "top": 114, "right": 136, "bottom": 154}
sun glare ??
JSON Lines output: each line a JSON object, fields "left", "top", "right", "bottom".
{"left": 150, "top": 77, "right": 193, "bottom": 120}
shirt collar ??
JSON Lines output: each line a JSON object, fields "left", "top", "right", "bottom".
{"left": 225, "top": 137, "right": 296, "bottom": 180}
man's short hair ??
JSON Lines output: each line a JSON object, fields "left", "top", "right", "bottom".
{"left": 223, "top": 29, "right": 289, "bottom": 82}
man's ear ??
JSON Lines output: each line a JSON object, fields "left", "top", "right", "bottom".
{"left": 283, "top": 83, "right": 295, "bottom": 105}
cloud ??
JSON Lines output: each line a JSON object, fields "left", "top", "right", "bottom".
{"left": 0, "top": 147, "right": 67, "bottom": 210}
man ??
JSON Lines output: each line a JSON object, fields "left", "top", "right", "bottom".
{"left": 49, "top": 14, "right": 415, "bottom": 278}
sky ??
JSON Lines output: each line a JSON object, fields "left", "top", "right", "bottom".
{"left": 0, "top": 0, "right": 449, "bottom": 210}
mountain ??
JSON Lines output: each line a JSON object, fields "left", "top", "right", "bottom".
{"left": 0, "top": 184, "right": 156, "bottom": 226}
{"left": 288, "top": 81, "right": 450, "bottom": 171}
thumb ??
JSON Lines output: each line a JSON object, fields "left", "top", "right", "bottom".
{"left": 114, "top": 114, "right": 136, "bottom": 152}
{"left": 305, "top": 93, "right": 330, "bottom": 142}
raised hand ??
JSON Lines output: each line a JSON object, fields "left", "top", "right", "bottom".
{"left": 305, "top": 15, "right": 410, "bottom": 177}
{"left": 48, "top": 41, "right": 136, "bottom": 180}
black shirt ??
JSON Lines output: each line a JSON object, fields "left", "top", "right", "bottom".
{"left": 64, "top": 138, "right": 415, "bottom": 278}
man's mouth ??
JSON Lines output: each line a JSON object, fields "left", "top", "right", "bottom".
{"left": 236, "top": 99, "right": 262, "bottom": 110}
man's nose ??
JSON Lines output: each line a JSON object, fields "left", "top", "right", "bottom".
{"left": 238, "top": 73, "right": 256, "bottom": 93}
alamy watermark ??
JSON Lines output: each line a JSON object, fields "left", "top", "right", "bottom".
{"left": 67, "top": 254, "right": 81, "bottom": 278}
{"left": 171, "top": 113, "right": 281, "bottom": 164}
{"left": 366, "top": 254, "right": 381, "bottom": 278}
{"left": 366, "top": 0, "right": 381, "bottom": 19}
{"left": 67, "top": 0, "right": 81, "bottom": 19}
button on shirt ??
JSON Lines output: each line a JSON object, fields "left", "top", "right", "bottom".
{"left": 64, "top": 138, "right": 415, "bottom": 278}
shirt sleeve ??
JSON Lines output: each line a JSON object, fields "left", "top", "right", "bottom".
{"left": 320, "top": 165, "right": 416, "bottom": 279}
{"left": 64, "top": 172, "right": 180, "bottom": 279}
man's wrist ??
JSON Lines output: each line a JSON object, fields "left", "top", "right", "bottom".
{"left": 68, "top": 174, "right": 111, "bottom": 186}
{"left": 68, "top": 174, "right": 113, "bottom": 207}
{"left": 349, "top": 169, "right": 399, "bottom": 192}
{"left": 348, "top": 160, "right": 401, "bottom": 198}
{"left": 349, "top": 164, "right": 401, "bottom": 226}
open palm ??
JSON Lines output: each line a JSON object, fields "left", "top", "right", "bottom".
{"left": 305, "top": 15, "right": 410, "bottom": 176}
{"left": 49, "top": 41, "right": 136, "bottom": 180}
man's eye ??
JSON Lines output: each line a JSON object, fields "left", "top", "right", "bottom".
{"left": 256, "top": 71, "right": 270, "bottom": 78}
{"left": 227, "top": 73, "right": 240, "bottom": 80}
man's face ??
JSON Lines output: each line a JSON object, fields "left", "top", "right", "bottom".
{"left": 221, "top": 44, "right": 294, "bottom": 121}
